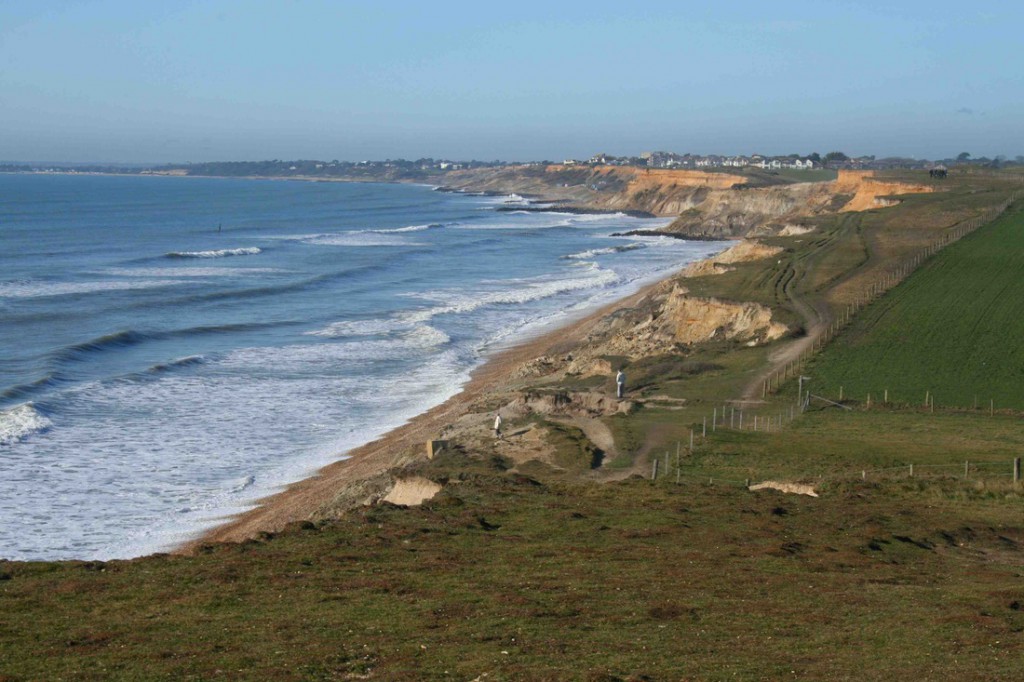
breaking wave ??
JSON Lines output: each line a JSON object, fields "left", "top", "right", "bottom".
{"left": 0, "top": 403, "right": 52, "bottom": 446}
{"left": 147, "top": 355, "right": 207, "bottom": 374}
{"left": 403, "top": 264, "right": 620, "bottom": 323}
{"left": 305, "top": 319, "right": 451, "bottom": 348}
{"left": 166, "top": 247, "right": 262, "bottom": 259}
{"left": 562, "top": 243, "right": 646, "bottom": 259}
{"left": 363, "top": 223, "right": 445, "bottom": 234}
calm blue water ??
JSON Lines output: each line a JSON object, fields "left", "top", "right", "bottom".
{"left": 0, "top": 174, "right": 722, "bottom": 560}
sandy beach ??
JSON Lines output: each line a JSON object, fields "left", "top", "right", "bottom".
{"left": 183, "top": 279, "right": 664, "bottom": 550}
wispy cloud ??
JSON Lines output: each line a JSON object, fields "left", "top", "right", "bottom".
{"left": 955, "top": 107, "right": 975, "bottom": 115}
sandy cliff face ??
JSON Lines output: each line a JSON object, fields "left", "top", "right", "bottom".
{"left": 666, "top": 170, "right": 935, "bottom": 238}
{"left": 659, "top": 286, "right": 789, "bottom": 345}
{"left": 521, "top": 276, "right": 788, "bottom": 381}
{"left": 441, "top": 164, "right": 936, "bottom": 239}
{"left": 439, "top": 165, "right": 746, "bottom": 217}
{"left": 682, "top": 240, "right": 783, "bottom": 277}
{"left": 833, "top": 170, "right": 934, "bottom": 212}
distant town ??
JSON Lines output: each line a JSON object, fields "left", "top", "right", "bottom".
{"left": 1, "top": 150, "right": 1018, "bottom": 179}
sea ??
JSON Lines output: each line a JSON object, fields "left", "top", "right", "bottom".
{"left": 0, "top": 173, "right": 723, "bottom": 561}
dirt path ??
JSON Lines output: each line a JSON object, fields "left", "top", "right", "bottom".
{"left": 740, "top": 263, "right": 831, "bottom": 401}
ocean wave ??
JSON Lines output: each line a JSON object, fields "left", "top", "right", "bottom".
{"left": 0, "top": 373, "right": 70, "bottom": 403}
{"left": 0, "top": 403, "right": 52, "bottom": 446}
{"left": 51, "top": 322, "right": 290, "bottom": 365}
{"left": 451, "top": 211, "right": 630, "bottom": 231}
{"left": 304, "top": 318, "right": 401, "bottom": 338}
{"left": 305, "top": 319, "right": 450, "bottom": 347}
{"left": 220, "top": 328, "right": 452, "bottom": 371}
{"left": 0, "top": 279, "right": 188, "bottom": 299}
{"left": 567, "top": 212, "right": 628, "bottom": 222}
{"left": 53, "top": 330, "right": 153, "bottom": 363}
{"left": 104, "top": 266, "right": 283, "bottom": 278}
{"left": 306, "top": 233, "right": 422, "bottom": 247}
{"left": 223, "top": 475, "right": 255, "bottom": 494}
{"left": 266, "top": 232, "right": 423, "bottom": 247}
{"left": 147, "top": 355, "right": 207, "bottom": 374}
{"left": 401, "top": 325, "right": 451, "bottom": 348}
{"left": 562, "top": 243, "right": 646, "bottom": 259}
{"left": 403, "top": 266, "right": 620, "bottom": 323}
{"left": 165, "top": 247, "right": 262, "bottom": 259}
{"left": 362, "top": 222, "right": 445, "bottom": 234}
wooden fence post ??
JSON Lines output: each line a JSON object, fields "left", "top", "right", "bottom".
{"left": 1015, "top": 458, "right": 1021, "bottom": 484}
{"left": 652, "top": 459, "right": 659, "bottom": 481}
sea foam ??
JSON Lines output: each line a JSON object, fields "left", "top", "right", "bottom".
{"left": 0, "top": 403, "right": 52, "bottom": 446}
{"left": 563, "top": 243, "right": 646, "bottom": 259}
{"left": 403, "top": 264, "right": 620, "bottom": 323}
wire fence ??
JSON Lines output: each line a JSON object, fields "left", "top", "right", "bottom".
{"left": 639, "top": 191, "right": 1024, "bottom": 490}
{"left": 761, "top": 191, "right": 1022, "bottom": 397}
{"left": 650, "top": 450, "right": 1023, "bottom": 489}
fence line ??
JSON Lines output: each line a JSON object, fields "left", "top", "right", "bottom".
{"left": 650, "top": 192, "right": 1023, "bottom": 480}
{"left": 763, "top": 191, "right": 1022, "bottom": 397}
{"left": 652, "top": 456, "right": 1023, "bottom": 488}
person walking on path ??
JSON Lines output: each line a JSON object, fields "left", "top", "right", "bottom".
{"left": 493, "top": 413, "right": 503, "bottom": 439}
{"left": 616, "top": 369, "right": 626, "bottom": 399}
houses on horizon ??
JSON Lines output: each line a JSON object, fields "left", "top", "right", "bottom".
{"left": 563, "top": 151, "right": 822, "bottom": 171}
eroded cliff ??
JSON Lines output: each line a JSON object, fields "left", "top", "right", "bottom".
{"left": 665, "top": 170, "right": 935, "bottom": 238}
{"left": 439, "top": 165, "right": 748, "bottom": 217}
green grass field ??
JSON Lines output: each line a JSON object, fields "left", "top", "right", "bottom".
{"left": 808, "top": 201, "right": 1024, "bottom": 409}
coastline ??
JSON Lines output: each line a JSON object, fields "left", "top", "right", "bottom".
{"left": 181, "top": 276, "right": 667, "bottom": 551}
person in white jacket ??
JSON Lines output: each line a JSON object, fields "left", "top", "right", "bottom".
{"left": 616, "top": 369, "right": 626, "bottom": 399}
{"left": 493, "top": 413, "right": 503, "bottom": 439}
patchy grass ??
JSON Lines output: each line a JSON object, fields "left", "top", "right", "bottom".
{"left": 1, "top": 446, "right": 1023, "bottom": 681}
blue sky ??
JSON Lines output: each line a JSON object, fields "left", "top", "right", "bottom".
{"left": 1, "top": 1, "right": 1020, "bottom": 162}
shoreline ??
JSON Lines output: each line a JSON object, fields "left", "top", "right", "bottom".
{"left": 181, "top": 276, "right": 668, "bottom": 551}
